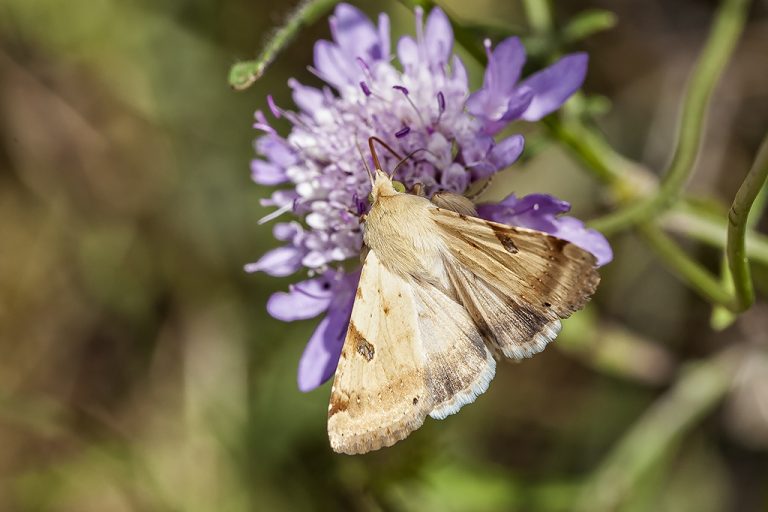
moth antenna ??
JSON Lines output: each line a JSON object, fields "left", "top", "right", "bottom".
{"left": 356, "top": 137, "right": 375, "bottom": 187}
{"left": 391, "top": 148, "right": 429, "bottom": 180}
{"left": 368, "top": 136, "right": 404, "bottom": 162}
{"left": 466, "top": 175, "right": 494, "bottom": 200}
{"left": 368, "top": 136, "right": 390, "bottom": 172}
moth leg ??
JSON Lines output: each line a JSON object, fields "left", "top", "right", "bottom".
{"left": 410, "top": 182, "right": 425, "bottom": 197}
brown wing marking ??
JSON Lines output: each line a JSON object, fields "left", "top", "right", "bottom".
{"left": 430, "top": 207, "right": 599, "bottom": 360}
{"left": 327, "top": 251, "right": 430, "bottom": 455}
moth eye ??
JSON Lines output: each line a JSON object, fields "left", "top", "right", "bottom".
{"left": 393, "top": 180, "right": 405, "bottom": 193}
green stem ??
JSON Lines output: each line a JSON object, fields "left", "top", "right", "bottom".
{"left": 575, "top": 346, "right": 744, "bottom": 512}
{"left": 726, "top": 134, "right": 768, "bottom": 310}
{"left": 544, "top": 115, "right": 653, "bottom": 192}
{"left": 638, "top": 223, "right": 733, "bottom": 306}
{"left": 590, "top": 0, "right": 750, "bottom": 234}
{"left": 660, "top": 203, "right": 768, "bottom": 266}
{"left": 228, "top": 0, "right": 340, "bottom": 90}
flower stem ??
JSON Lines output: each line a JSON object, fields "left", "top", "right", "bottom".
{"left": 589, "top": 0, "right": 751, "bottom": 234}
{"left": 228, "top": 0, "right": 340, "bottom": 91}
{"left": 544, "top": 115, "right": 652, "bottom": 193}
{"left": 660, "top": 203, "right": 768, "bottom": 267}
{"left": 575, "top": 346, "right": 745, "bottom": 512}
{"left": 726, "top": 134, "right": 768, "bottom": 311}
{"left": 639, "top": 223, "right": 734, "bottom": 306}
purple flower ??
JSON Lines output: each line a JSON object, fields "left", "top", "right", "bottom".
{"left": 467, "top": 38, "right": 588, "bottom": 135}
{"left": 267, "top": 270, "right": 359, "bottom": 391}
{"left": 247, "top": 4, "right": 610, "bottom": 391}
{"left": 477, "top": 194, "right": 613, "bottom": 266}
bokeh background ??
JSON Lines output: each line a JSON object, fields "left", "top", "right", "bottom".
{"left": 1, "top": 0, "right": 767, "bottom": 510}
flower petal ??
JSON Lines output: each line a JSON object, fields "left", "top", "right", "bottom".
{"left": 330, "top": 3, "right": 382, "bottom": 62}
{"left": 313, "top": 40, "right": 359, "bottom": 88}
{"left": 377, "top": 13, "right": 391, "bottom": 61}
{"left": 255, "top": 134, "right": 296, "bottom": 168}
{"left": 519, "top": 53, "right": 588, "bottom": 121}
{"left": 484, "top": 37, "right": 526, "bottom": 95}
{"left": 267, "top": 276, "right": 335, "bottom": 321}
{"left": 550, "top": 216, "right": 613, "bottom": 266}
{"left": 250, "top": 159, "right": 287, "bottom": 186}
{"left": 244, "top": 246, "right": 303, "bottom": 276}
{"left": 424, "top": 7, "right": 453, "bottom": 67}
{"left": 297, "top": 271, "right": 359, "bottom": 392}
{"left": 288, "top": 79, "right": 326, "bottom": 115}
{"left": 440, "top": 162, "right": 470, "bottom": 193}
{"left": 477, "top": 193, "right": 612, "bottom": 266}
{"left": 397, "top": 36, "right": 419, "bottom": 72}
{"left": 489, "top": 134, "right": 525, "bottom": 170}
{"left": 273, "top": 222, "right": 302, "bottom": 242}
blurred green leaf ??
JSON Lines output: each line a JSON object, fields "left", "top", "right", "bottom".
{"left": 561, "top": 9, "right": 618, "bottom": 43}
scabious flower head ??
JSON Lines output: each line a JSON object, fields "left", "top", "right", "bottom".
{"left": 247, "top": 4, "right": 612, "bottom": 391}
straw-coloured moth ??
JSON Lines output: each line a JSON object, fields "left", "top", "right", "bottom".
{"left": 327, "top": 140, "right": 599, "bottom": 454}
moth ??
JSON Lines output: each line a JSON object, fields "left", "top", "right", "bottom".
{"left": 328, "top": 139, "right": 600, "bottom": 455}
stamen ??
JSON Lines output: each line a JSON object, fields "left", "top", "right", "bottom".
{"left": 436, "top": 91, "right": 446, "bottom": 125}
{"left": 414, "top": 7, "right": 424, "bottom": 44}
{"left": 355, "top": 57, "right": 372, "bottom": 77}
{"left": 393, "top": 85, "right": 427, "bottom": 127}
{"left": 258, "top": 202, "right": 293, "bottom": 225}
{"left": 395, "top": 127, "right": 411, "bottom": 138}
{"left": 252, "top": 111, "right": 275, "bottom": 133}
{"left": 267, "top": 95, "right": 282, "bottom": 119}
{"left": 393, "top": 85, "right": 409, "bottom": 95}
{"left": 359, "top": 81, "right": 372, "bottom": 97}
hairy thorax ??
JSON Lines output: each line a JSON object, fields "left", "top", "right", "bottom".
{"left": 363, "top": 193, "right": 447, "bottom": 283}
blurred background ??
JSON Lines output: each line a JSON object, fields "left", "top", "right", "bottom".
{"left": 1, "top": 0, "right": 767, "bottom": 510}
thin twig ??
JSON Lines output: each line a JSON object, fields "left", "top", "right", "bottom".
{"left": 228, "top": 0, "right": 340, "bottom": 90}
{"left": 726, "top": 134, "right": 768, "bottom": 311}
{"left": 660, "top": 203, "right": 768, "bottom": 267}
{"left": 590, "top": 0, "right": 751, "bottom": 234}
{"left": 638, "top": 223, "right": 733, "bottom": 306}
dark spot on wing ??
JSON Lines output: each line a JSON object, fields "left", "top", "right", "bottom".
{"left": 357, "top": 341, "right": 375, "bottom": 361}
{"left": 489, "top": 224, "right": 519, "bottom": 254}
{"left": 349, "top": 322, "right": 375, "bottom": 362}
{"left": 412, "top": 397, "right": 419, "bottom": 405}
{"left": 328, "top": 397, "right": 348, "bottom": 417}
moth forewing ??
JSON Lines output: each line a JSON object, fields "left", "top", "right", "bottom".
{"left": 327, "top": 251, "right": 431, "bottom": 455}
{"left": 327, "top": 249, "right": 497, "bottom": 454}
{"left": 430, "top": 206, "right": 599, "bottom": 359}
